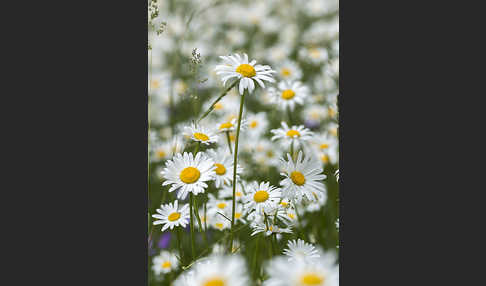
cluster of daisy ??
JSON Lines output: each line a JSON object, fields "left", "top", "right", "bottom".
{"left": 148, "top": 0, "right": 338, "bottom": 284}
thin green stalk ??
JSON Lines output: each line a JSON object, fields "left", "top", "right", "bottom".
{"left": 193, "top": 195, "right": 207, "bottom": 245}
{"left": 189, "top": 193, "right": 196, "bottom": 260}
{"left": 176, "top": 228, "right": 184, "bottom": 265}
{"left": 252, "top": 234, "right": 260, "bottom": 278}
{"left": 229, "top": 89, "right": 246, "bottom": 252}
{"left": 225, "top": 131, "right": 233, "bottom": 154}
{"left": 287, "top": 106, "right": 294, "bottom": 125}
{"left": 198, "top": 80, "right": 238, "bottom": 122}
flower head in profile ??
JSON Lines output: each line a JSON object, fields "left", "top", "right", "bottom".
{"left": 271, "top": 122, "right": 314, "bottom": 148}
{"left": 215, "top": 53, "right": 276, "bottom": 94}
{"left": 283, "top": 239, "right": 320, "bottom": 262}
{"left": 183, "top": 123, "right": 218, "bottom": 145}
{"left": 269, "top": 80, "right": 309, "bottom": 111}
{"left": 152, "top": 200, "right": 190, "bottom": 231}
{"left": 161, "top": 152, "right": 216, "bottom": 199}
{"left": 152, "top": 250, "right": 179, "bottom": 275}
{"left": 279, "top": 151, "right": 327, "bottom": 203}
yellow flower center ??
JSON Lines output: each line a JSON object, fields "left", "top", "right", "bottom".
{"left": 250, "top": 120, "right": 258, "bottom": 128}
{"left": 266, "top": 150, "right": 274, "bottom": 158}
{"left": 219, "top": 122, "right": 233, "bottom": 130}
{"left": 214, "top": 163, "right": 227, "bottom": 175}
{"left": 236, "top": 191, "right": 242, "bottom": 197}
{"left": 310, "top": 48, "right": 321, "bottom": 59}
{"left": 217, "top": 202, "right": 227, "bottom": 209}
{"left": 281, "top": 89, "right": 295, "bottom": 100}
{"left": 162, "top": 261, "right": 171, "bottom": 268}
{"left": 215, "top": 223, "right": 224, "bottom": 229}
{"left": 290, "top": 171, "right": 306, "bottom": 186}
{"left": 156, "top": 150, "right": 166, "bottom": 158}
{"left": 286, "top": 129, "right": 301, "bottom": 137}
{"left": 214, "top": 102, "right": 223, "bottom": 110}
{"left": 281, "top": 68, "right": 291, "bottom": 77}
{"left": 320, "top": 143, "right": 329, "bottom": 149}
{"left": 235, "top": 212, "right": 242, "bottom": 219}
{"left": 310, "top": 112, "right": 320, "bottom": 120}
{"left": 281, "top": 201, "right": 289, "bottom": 207}
{"left": 236, "top": 64, "right": 256, "bottom": 78}
{"left": 253, "top": 190, "right": 269, "bottom": 203}
{"left": 321, "top": 154, "right": 329, "bottom": 163}
{"left": 203, "top": 277, "right": 226, "bottom": 286}
{"left": 151, "top": 79, "right": 160, "bottom": 90}
{"left": 193, "top": 132, "right": 209, "bottom": 141}
{"left": 330, "top": 128, "right": 337, "bottom": 136}
{"left": 179, "top": 167, "right": 200, "bottom": 183}
{"left": 288, "top": 213, "right": 295, "bottom": 219}
{"left": 300, "top": 273, "right": 324, "bottom": 285}
{"left": 168, "top": 212, "right": 181, "bottom": 222}
{"left": 229, "top": 134, "right": 236, "bottom": 142}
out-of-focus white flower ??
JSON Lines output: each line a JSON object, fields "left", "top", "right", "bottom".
{"left": 152, "top": 250, "right": 179, "bottom": 275}
{"left": 283, "top": 239, "right": 320, "bottom": 262}
{"left": 269, "top": 80, "right": 309, "bottom": 111}
{"left": 264, "top": 256, "right": 339, "bottom": 286}
{"left": 173, "top": 254, "right": 249, "bottom": 286}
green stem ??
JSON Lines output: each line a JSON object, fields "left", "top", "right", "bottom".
{"left": 229, "top": 89, "right": 246, "bottom": 252}
{"left": 252, "top": 234, "right": 260, "bottom": 278}
{"left": 225, "top": 131, "right": 233, "bottom": 154}
{"left": 198, "top": 80, "right": 238, "bottom": 122}
{"left": 287, "top": 106, "right": 294, "bottom": 125}
{"left": 189, "top": 193, "right": 196, "bottom": 260}
{"left": 176, "top": 228, "right": 183, "bottom": 265}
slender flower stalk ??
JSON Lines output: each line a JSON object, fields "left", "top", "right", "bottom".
{"left": 229, "top": 89, "right": 246, "bottom": 252}
{"left": 225, "top": 131, "right": 233, "bottom": 154}
{"left": 189, "top": 192, "right": 196, "bottom": 259}
{"left": 198, "top": 80, "right": 238, "bottom": 122}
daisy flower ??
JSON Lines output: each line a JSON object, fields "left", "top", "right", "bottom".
{"left": 244, "top": 181, "right": 282, "bottom": 214}
{"left": 207, "top": 194, "right": 232, "bottom": 216}
{"left": 245, "top": 112, "right": 269, "bottom": 138}
{"left": 206, "top": 149, "right": 242, "bottom": 188}
{"left": 279, "top": 151, "right": 327, "bottom": 203}
{"left": 308, "top": 132, "right": 339, "bottom": 165}
{"left": 151, "top": 200, "right": 190, "bottom": 231}
{"left": 303, "top": 104, "right": 330, "bottom": 128}
{"left": 173, "top": 254, "right": 249, "bottom": 286}
{"left": 271, "top": 122, "right": 314, "bottom": 148}
{"left": 298, "top": 46, "right": 329, "bottom": 65}
{"left": 283, "top": 239, "right": 320, "bottom": 262}
{"left": 211, "top": 214, "right": 231, "bottom": 231}
{"left": 218, "top": 184, "right": 246, "bottom": 202}
{"left": 215, "top": 53, "right": 276, "bottom": 95}
{"left": 276, "top": 60, "right": 302, "bottom": 81}
{"left": 269, "top": 80, "right": 309, "bottom": 111}
{"left": 152, "top": 250, "right": 179, "bottom": 275}
{"left": 216, "top": 118, "right": 248, "bottom": 133}
{"left": 250, "top": 219, "right": 292, "bottom": 236}
{"left": 305, "top": 190, "right": 328, "bottom": 212}
{"left": 249, "top": 139, "right": 282, "bottom": 168}
{"left": 264, "top": 256, "right": 339, "bottom": 286}
{"left": 183, "top": 123, "right": 218, "bottom": 145}
{"left": 151, "top": 136, "right": 185, "bottom": 162}
{"left": 161, "top": 152, "right": 216, "bottom": 199}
